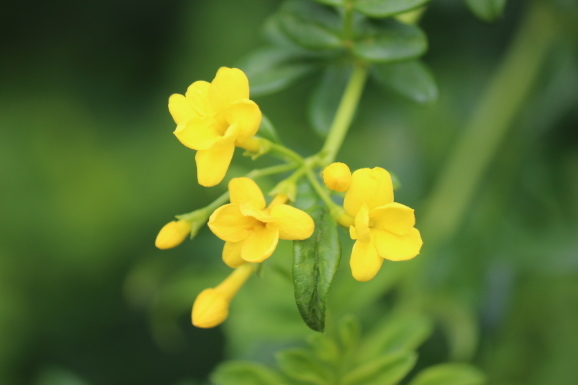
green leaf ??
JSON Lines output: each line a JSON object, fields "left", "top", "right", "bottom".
{"left": 357, "top": 313, "right": 433, "bottom": 362}
{"left": 277, "top": 1, "right": 343, "bottom": 50}
{"left": 338, "top": 314, "right": 362, "bottom": 352}
{"left": 354, "top": 0, "right": 430, "bottom": 18}
{"left": 353, "top": 19, "right": 427, "bottom": 63}
{"left": 312, "top": 0, "right": 345, "bottom": 6}
{"left": 210, "top": 361, "right": 282, "bottom": 385}
{"left": 293, "top": 205, "right": 341, "bottom": 332}
{"left": 307, "top": 333, "right": 340, "bottom": 363}
{"left": 276, "top": 348, "right": 334, "bottom": 385}
{"left": 238, "top": 47, "right": 319, "bottom": 97}
{"left": 257, "top": 115, "right": 284, "bottom": 145}
{"left": 342, "top": 352, "right": 417, "bottom": 385}
{"left": 372, "top": 60, "right": 438, "bottom": 104}
{"left": 408, "top": 363, "right": 486, "bottom": 385}
{"left": 465, "top": 0, "right": 506, "bottom": 22}
{"left": 309, "top": 65, "right": 351, "bottom": 137}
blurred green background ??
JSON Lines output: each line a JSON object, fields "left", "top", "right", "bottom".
{"left": 1, "top": 0, "right": 577, "bottom": 384}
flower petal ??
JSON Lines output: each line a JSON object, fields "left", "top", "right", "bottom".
{"left": 354, "top": 204, "right": 371, "bottom": 243}
{"left": 168, "top": 94, "right": 198, "bottom": 124}
{"left": 185, "top": 81, "right": 210, "bottom": 116}
{"left": 208, "top": 204, "right": 256, "bottom": 242}
{"left": 228, "top": 177, "right": 266, "bottom": 210}
{"left": 208, "top": 67, "right": 250, "bottom": 114}
{"left": 350, "top": 240, "right": 384, "bottom": 282}
{"left": 373, "top": 228, "right": 422, "bottom": 261}
{"left": 195, "top": 135, "right": 236, "bottom": 187}
{"left": 174, "top": 117, "right": 222, "bottom": 150}
{"left": 224, "top": 99, "right": 262, "bottom": 144}
{"left": 344, "top": 167, "right": 394, "bottom": 217}
{"left": 371, "top": 202, "right": 415, "bottom": 235}
{"left": 269, "top": 204, "right": 314, "bottom": 240}
{"left": 241, "top": 225, "right": 279, "bottom": 263}
{"left": 222, "top": 241, "right": 246, "bottom": 268}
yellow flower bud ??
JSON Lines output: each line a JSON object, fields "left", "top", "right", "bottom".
{"left": 155, "top": 220, "right": 192, "bottom": 249}
{"left": 323, "top": 162, "right": 352, "bottom": 192}
{"left": 191, "top": 264, "right": 254, "bottom": 328}
{"left": 191, "top": 289, "right": 230, "bottom": 328}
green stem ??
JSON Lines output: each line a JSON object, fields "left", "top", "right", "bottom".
{"left": 268, "top": 142, "right": 305, "bottom": 164}
{"left": 305, "top": 165, "right": 343, "bottom": 219}
{"left": 419, "top": 1, "right": 557, "bottom": 247}
{"left": 320, "top": 64, "right": 369, "bottom": 165}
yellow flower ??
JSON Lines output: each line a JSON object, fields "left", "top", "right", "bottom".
{"left": 168, "top": 67, "right": 262, "bottom": 187}
{"left": 322, "top": 162, "right": 352, "bottom": 192}
{"left": 155, "top": 219, "right": 192, "bottom": 249}
{"left": 208, "top": 177, "right": 314, "bottom": 268}
{"left": 192, "top": 263, "right": 254, "bottom": 328}
{"left": 345, "top": 167, "right": 422, "bottom": 282}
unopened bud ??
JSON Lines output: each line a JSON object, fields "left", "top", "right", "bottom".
{"left": 191, "top": 288, "right": 230, "bottom": 328}
{"left": 323, "top": 162, "right": 352, "bottom": 192}
{"left": 155, "top": 219, "right": 192, "bottom": 249}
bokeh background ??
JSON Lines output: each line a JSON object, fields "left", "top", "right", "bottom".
{"left": 1, "top": 0, "right": 577, "bottom": 384}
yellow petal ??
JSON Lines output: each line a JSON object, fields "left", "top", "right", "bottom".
{"left": 228, "top": 177, "right": 266, "bottom": 210}
{"left": 269, "top": 204, "right": 314, "bottom": 240}
{"left": 185, "top": 81, "right": 210, "bottom": 116}
{"left": 223, "top": 99, "right": 262, "bottom": 144}
{"left": 222, "top": 241, "right": 246, "bottom": 268}
{"left": 240, "top": 225, "right": 279, "bottom": 263}
{"left": 240, "top": 202, "right": 273, "bottom": 223}
{"left": 349, "top": 225, "right": 358, "bottom": 240}
{"left": 344, "top": 167, "right": 394, "bottom": 217}
{"left": 208, "top": 204, "right": 256, "bottom": 242}
{"left": 371, "top": 202, "right": 415, "bottom": 235}
{"left": 195, "top": 136, "right": 236, "bottom": 187}
{"left": 208, "top": 67, "right": 250, "bottom": 114}
{"left": 354, "top": 204, "right": 372, "bottom": 243}
{"left": 350, "top": 240, "right": 384, "bottom": 282}
{"left": 373, "top": 228, "right": 422, "bottom": 261}
{"left": 191, "top": 288, "right": 229, "bottom": 328}
{"left": 168, "top": 94, "right": 198, "bottom": 124}
{"left": 173, "top": 117, "right": 222, "bottom": 150}
{"left": 322, "top": 162, "right": 352, "bottom": 192}
{"left": 155, "top": 220, "right": 192, "bottom": 249}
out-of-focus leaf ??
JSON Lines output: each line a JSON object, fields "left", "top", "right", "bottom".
{"left": 465, "top": 0, "right": 506, "bottom": 22}
{"left": 353, "top": 19, "right": 427, "bottom": 63}
{"left": 338, "top": 314, "right": 362, "bottom": 352}
{"left": 373, "top": 60, "right": 438, "bottom": 104}
{"left": 257, "top": 115, "right": 284, "bottom": 145}
{"left": 342, "top": 352, "right": 417, "bottom": 385}
{"left": 354, "top": 0, "right": 430, "bottom": 18}
{"left": 34, "top": 367, "right": 90, "bottom": 385}
{"left": 276, "top": 348, "right": 334, "bottom": 385}
{"left": 309, "top": 65, "right": 352, "bottom": 137}
{"left": 312, "top": 0, "right": 345, "bottom": 5}
{"left": 211, "top": 361, "right": 282, "bottom": 385}
{"left": 357, "top": 312, "right": 433, "bottom": 362}
{"left": 238, "top": 47, "right": 319, "bottom": 97}
{"left": 408, "top": 363, "right": 486, "bottom": 385}
{"left": 293, "top": 205, "right": 341, "bottom": 332}
{"left": 307, "top": 333, "right": 340, "bottom": 363}
{"left": 277, "top": 1, "right": 343, "bottom": 50}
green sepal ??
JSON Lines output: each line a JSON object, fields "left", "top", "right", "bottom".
{"left": 342, "top": 351, "right": 417, "bottom": 385}
{"left": 354, "top": 0, "right": 430, "bottom": 18}
{"left": 257, "top": 115, "right": 284, "bottom": 145}
{"left": 465, "top": 0, "right": 506, "bottom": 22}
{"left": 309, "top": 65, "right": 352, "bottom": 137}
{"left": 408, "top": 363, "right": 486, "bottom": 385}
{"left": 357, "top": 312, "right": 433, "bottom": 362}
{"left": 211, "top": 361, "right": 283, "bottom": 385}
{"left": 277, "top": 0, "right": 343, "bottom": 50}
{"left": 237, "top": 47, "right": 320, "bottom": 97}
{"left": 352, "top": 18, "right": 427, "bottom": 63}
{"left": 276, "top": 348, "right": 334, "bottom": 385}
{"left": 372, "top": 60, "right": 438, "bottom": 104}
{"left": 293, "top": 205, "right": 341, "bottom": 332}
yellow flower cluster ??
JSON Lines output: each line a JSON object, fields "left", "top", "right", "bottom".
{"left": 324, "top": 164, "right": 423, "bottom": 282}
{"left": 168, "top": 67, "right": 262, "bottom": 187}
